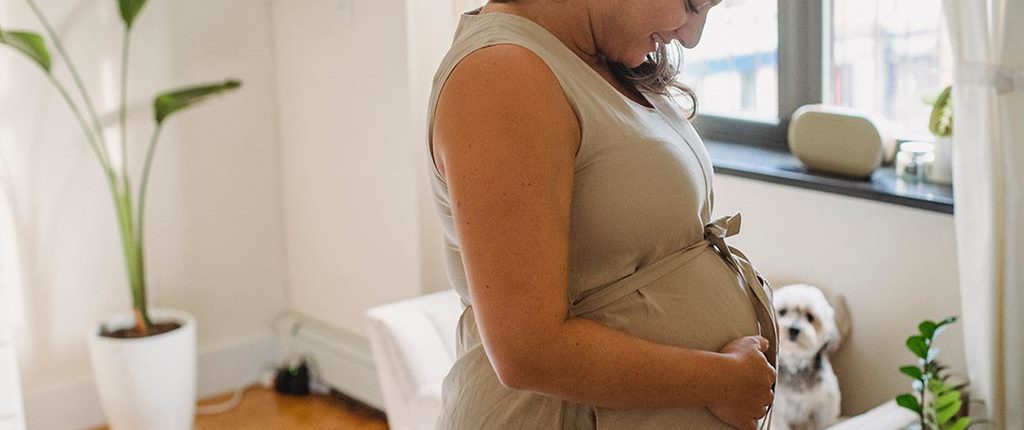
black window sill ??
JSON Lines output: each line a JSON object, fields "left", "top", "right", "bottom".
{"left": 704, "top": 140, "right": 955, "bottom": 215}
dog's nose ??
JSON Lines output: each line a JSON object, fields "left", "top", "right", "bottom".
{"left": 788, "top": 327, "right": 801, "bottom": 341}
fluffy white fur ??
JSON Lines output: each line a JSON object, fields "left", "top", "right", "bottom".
{"left": 770, "top": 284, "right": 842, "bottom": 430}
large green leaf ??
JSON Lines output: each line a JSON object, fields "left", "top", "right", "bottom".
{"left": 0, "top": 28, "right": 51, "bottom": 72}
{"left": 901, "top": 365, "right": 924, "bottom": 380}
{"left": 936, "top": 399, "right": 962, "bottom": 424}
{"left": 896, "top": 393, "right": 921, "bottom": 413}
{"left": 154, "top": 79, "right": 242, "bottom": 124}
{"left": 118, "top": 0, "right": 148, "bottom": 28}
{"left": 908, "top": 335, "right": 930, "bottom": 359}
{"left": 935, "top": 391, "right": 961, "bottom": 410}
{"left": 919, "top": 320, "right": 938, "bottom": 339}
{"left": 947, "top": 416, "right": 971, "bottom": 430}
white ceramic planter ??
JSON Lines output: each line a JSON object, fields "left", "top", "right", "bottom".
{"left": 927, "top": 136, "right": 954, "bottom": 185}
{"left": 87, "top": 308, "right": 197, "bottom": 430}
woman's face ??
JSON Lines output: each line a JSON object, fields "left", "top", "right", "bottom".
{"left": 591, "top": 0, "right": 720, "bottom": 67}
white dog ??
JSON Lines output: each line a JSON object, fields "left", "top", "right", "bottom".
{"left": 770, "top": 284, "right": 842, "bottom": 430}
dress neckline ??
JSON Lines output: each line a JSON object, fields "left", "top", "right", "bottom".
{"left": 462, "top": 8, "right": 660, "bottom": 114}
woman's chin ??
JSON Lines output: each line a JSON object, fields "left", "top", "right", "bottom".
{"left": 680, "top": 35, "right": 702, "bottom": 49}
{"left": 623, "top": 60, "right": 644, "bottom": 69}
{"left": 622, "top": 54, "right": 649, "bottom": 69}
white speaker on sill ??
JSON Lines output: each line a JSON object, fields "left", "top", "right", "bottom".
{"left": 788, "top": 104, "right": 896, "bottom": 178}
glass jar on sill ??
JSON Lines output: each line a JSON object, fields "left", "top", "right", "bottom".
{"left": 895, "top": 141, "right": 935, "bottom": 182}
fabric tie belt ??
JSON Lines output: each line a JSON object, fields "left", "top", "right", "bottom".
{"left": 569, "top": 214, "right": 777, "bottom": 352}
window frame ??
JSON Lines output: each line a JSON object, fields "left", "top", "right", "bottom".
{"left": 690, "top": 0, "right": 826, "bottom": 151}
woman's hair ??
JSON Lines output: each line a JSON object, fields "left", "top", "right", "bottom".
{"left": 486, "top": 0, "right": 698, "bottom": 118}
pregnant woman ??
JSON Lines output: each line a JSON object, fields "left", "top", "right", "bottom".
{"left": 426, "top": 1, "right": 779, "bottom": 429}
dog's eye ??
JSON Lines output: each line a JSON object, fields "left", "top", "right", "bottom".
{"left": 779, "top": 309, "right": 787, "bottom": 316}
{"left": 806, "top": 313, "right": 815, "bottom": 323}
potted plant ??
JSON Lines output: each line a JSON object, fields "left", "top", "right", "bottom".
{"left": 0, "top": 0, "right": 240, "bottom": 428}
{"left": 896, "top": 316, "right": 972, "bottom": 430}
{"left": 926, "top": 85, "right": 953, "bottom": 184}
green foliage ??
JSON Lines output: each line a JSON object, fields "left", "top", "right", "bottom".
{"left": 117, "top": 0, "right": 148, "bottom": 28}
{"left": 154, "top": 80, "right": 242, "bottom": 124}
{"left": 0, "top": 27, "right": 52, "bottom": 72}
{"left": 907, "top": 335, "right": 929, "bottom": 359}
{"left": 901, "top": 366, "right": 924, "bottom": 380}
{"left": 897, "top": 394, "right": 921, "bottom": 412}
{"left": 896, "top": 316, "right": 972, "bottom": 430}
{"left": 929, "top": 86, "right": 953, "bottom": 137}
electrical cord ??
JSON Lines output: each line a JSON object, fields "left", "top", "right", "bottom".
{"left": 194, "top": 367, "right": 277, "bottom": 416}
{"left": 194, "top": 356, "right": 332, "bottom": 416}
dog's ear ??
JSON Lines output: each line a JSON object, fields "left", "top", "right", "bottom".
{"left": 815, "top": 286, "right": 850, "bottom": 353}
{"left": 824, "top": 317, "right": 841, "bottom": 354}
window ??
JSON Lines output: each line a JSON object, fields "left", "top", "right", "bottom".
{"left": 829, "top": 0, "right": 954, "bottom": 139}
{"left": 682, "top": 0, "right": 951, "bottom": 147}
{"left": 682, "top": 0, "right": 779, "bottom": 121}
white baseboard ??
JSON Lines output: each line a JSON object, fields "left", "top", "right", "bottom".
{"left": 273, "top": 312, "right": 383, "bottom": 410}
{"left": 23, "top": 332, "right": 276, "bottom": 430}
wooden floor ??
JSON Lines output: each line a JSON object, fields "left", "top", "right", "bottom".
{"left": 92, "top": 386, "right": 389, "bottom": 430}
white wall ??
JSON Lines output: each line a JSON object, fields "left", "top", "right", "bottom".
{"left": 713, "top": 175, "right": 965, "bottom": 416}
{"left": 0, "top": 0, "right": 287, "bottom": 426}
{"left": 272, "top": 0, "right": 457, "bottom": 336}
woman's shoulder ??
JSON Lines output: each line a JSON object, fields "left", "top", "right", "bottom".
{"left": 432, "top": 43, "right": 581, "bottom": 183}
{"left": 436, "top": 42, "right": 579, "bottom": 142}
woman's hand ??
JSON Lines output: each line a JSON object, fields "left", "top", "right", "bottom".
{"left": 708, "top": 336, "right": 776, "bottom": 430}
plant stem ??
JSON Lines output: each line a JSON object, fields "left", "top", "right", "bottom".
{"left": 117, "top": 28, "right": 149, "bottom": 333}
{"left": 920, "top": 374, "right": 927, "bottom": 427}
{"left": 115, "top": 26, "right": 150, "bottom": 331}
{"left": 24, "top": 0, "right": 112, "bottom": 168}
{"left": 113, "top": 182, "right": 147, "bottom": 335}
{"left": 131, "top": 124, "right": 162, "bottom": 327}
{"left": 136, "top": 124, "right": 162, "bottom": 242}
{"left": 119, "top": 32, "right": 130, "bottom": 178}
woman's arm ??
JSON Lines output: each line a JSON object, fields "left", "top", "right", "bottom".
{"left": 432, "top": 44, "right": 774, "bottom": 416}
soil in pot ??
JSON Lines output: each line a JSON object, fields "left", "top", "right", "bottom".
{"left": 100, "top": 321, "right": 181, "bottom": 339}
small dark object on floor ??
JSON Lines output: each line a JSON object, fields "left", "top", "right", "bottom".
{"left": 275, "top": 358, "right": 311, "bottom": 396}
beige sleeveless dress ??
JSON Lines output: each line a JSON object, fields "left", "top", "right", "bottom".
{"left": 425, "top": 8, "right": 779, "bottom": 430}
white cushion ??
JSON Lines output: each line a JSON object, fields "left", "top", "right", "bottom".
{"left": 366, "top": 290, "right": 462, "bottom": 430}
{"left": 826, "top": 400, "right": 917, "bottom": 430}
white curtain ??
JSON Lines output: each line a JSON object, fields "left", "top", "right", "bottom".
{"left": 942, "top": 0, "right": 1024, "bottom": 429}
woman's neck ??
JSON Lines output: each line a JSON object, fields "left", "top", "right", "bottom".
{"left": 479, "top": 1, "right": 606, "bottom": 69}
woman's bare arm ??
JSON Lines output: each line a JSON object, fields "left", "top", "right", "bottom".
{"left": 432, "top": 44, "right": 772, "bottom": 414}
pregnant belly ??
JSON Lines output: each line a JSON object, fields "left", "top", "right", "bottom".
{"left": 575, "top": 246, "right": 763, "bottom": 430}
{"left": 579, "top": 247, "right": 761, "bottom": 351}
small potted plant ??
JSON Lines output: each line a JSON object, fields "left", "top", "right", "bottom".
{"left": 926, "top": 85, "right": 953, "bottom": 184}
{"left": 1, "top": 0, "right": 240, "bottom": 428}
{"left": 896, "top": 316, "right": 971, "bottom": 430}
